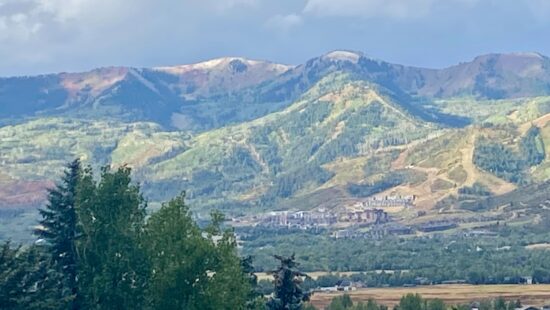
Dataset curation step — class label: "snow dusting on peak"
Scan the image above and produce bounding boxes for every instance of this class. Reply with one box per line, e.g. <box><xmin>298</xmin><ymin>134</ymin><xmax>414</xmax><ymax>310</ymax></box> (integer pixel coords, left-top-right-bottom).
<box><xmin>153</xmin><ymin>57</ymin><xmax>291</xmax><ymax>75</ymax></box>
<box><xmin>322</xmin><ymin>50</ymin><xmax>363</xmax><ymax>63</ymax></box>
<box><xmin>508</xmin><ymin>52</ymin><xmax>545</xmax><ymax>59</ymax></box>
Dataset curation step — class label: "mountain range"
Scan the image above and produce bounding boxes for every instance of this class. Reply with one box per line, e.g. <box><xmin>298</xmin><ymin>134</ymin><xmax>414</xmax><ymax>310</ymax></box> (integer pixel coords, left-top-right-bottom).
<box><xmin>3</xmin><ymin>50</ymin><xmax>550</xmax><ymax>239</ymax></box>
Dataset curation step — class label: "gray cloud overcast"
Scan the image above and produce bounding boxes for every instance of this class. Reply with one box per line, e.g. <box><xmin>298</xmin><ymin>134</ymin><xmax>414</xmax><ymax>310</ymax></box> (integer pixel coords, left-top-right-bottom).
<box><xmin>0</xmin><ymin>0</ymin><xmax>549</xmax><ymax>76</ymax></box>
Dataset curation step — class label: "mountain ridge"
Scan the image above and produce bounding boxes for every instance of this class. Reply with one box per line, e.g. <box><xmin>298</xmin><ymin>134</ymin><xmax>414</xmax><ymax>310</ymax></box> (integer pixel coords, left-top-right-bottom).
<box><xmin>3</xmin><ymin>50</ymin><xmax>550</xmax><ymax>241</ymax></box>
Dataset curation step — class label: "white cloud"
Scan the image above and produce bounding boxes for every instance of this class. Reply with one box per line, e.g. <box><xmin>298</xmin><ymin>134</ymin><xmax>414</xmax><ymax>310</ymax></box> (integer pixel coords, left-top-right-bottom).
<box><xmin>0</xmin><ymin>3</ymin><xmax>43</xmax><ymax>43</ymax></box>
<box><xmin>0</xmin><ymin>0</ymin><xmax>116</xmax><ymax>42</ymax></box>
<box><xmin>0</xmin><ymin>0</ymin><xmax>267</xmax><ymax>76</ymax></box>
<box><xmin>265</xmin><ymin>13</ymin><xmax>303</xmax><ymax>32</ymax></box>
<box><xmin>303</xmin><ymin>0</ymin><xmax>479</xmax><ymax>19</ymax></box>
<box><xmin>0</xmin><ymin>0</ymin><xmax>139</xmax><ymax>71</ymax></box>
<box><xmin>37</xmin><ymin>0</ymin><xmax>90</xmax><ymax>22</ymax></box>
<box><xmin>1</xmin><ymin>0</ymin><xmax>550</xmax><ymax>76</ymax></box>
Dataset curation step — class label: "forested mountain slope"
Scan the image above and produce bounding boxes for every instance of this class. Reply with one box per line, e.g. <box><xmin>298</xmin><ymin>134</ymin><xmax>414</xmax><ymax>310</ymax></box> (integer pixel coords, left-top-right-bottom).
<box><xmin>3</xmin><ymin>50</ymin><xmax>550</xmax><ymax>240</ymax></box>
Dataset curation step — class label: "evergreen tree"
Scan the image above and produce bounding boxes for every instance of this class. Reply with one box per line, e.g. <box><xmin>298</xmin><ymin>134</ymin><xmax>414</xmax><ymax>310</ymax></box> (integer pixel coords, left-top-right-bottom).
<box><xmin>302</xmin><ymin>304</ymin><xmax>317</xmax><ymax>310</ymax></box>
<box><xmin>479</xmin><ymin>300</ymin><xmax>492</xmax><ymax>310</ymax></box>
<box><xmin>398</xmin><ymin>294</ymin><xmax>423</xmax><ymax>310</ymax></box>
<box><xmin>427</xmin><ymin>299</ymin><xmax>445</xmax><ymax>310</ymax></box>
<box><xmin>0</xmin><ymin>242</ymin><xmax>65</xmax><ymax>310</ymax></box>
<box><xmin>493</xmin><ymin>297</ymin><xmax>507</xmax><ymax>310</ymax></box>
<box><xmin>267</xmin><ymin>254</ymin><xmax>311</xmax><ymax>310</ymax></box>
<box><xmin>327</xmin><ymin>294</ymin><xmax>354</xmax><ymax>310</ymax></box>
<box><xmin>365</xmin><ymin>299</ymin><xmax>381</xmax><ymax>310</ymax></box>
<box><xmin>34</xmin><ymin>159</ymin><xmax>81</xmax><ymax>308</ymax></box>
<box><xmin>76</xmin><ymin>166</ymin><xmax>149</xmax><ymax>310</ymax></box>
<box><xmin>353</xmin><ymin>302</ymin><xmax>369</xmax><ymax>310</ymax></box>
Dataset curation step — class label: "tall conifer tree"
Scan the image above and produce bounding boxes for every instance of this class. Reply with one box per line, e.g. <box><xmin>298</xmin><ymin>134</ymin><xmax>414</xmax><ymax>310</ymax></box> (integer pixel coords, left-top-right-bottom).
<box><xmin>35</xmin><ymin>159</ymin><xmax>81</xmax><ymax>308</ymax></box>
<box><xmin>267</xmin><ymin>254</ymin><xmax>311</xmax><ymax>310</ymax></box>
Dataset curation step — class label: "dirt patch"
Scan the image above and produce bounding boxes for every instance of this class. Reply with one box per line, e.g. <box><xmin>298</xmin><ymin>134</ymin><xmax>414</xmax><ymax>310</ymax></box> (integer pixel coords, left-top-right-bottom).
<box><xmin>526</xmin><ymin>243</ymin><xmax>550</xmax><ymax>250</ymax></box>
<box><xmin>431</xmin><ymin>178</ymin><xmax>455</xmax><ymax>192</ymax></box>
<box><xmin>448</xmin><ymin>165</ymin><xmax>468</xmax><ymax>183</ymax></box>
<box><xmin>520</xmin><ymin>113</ymin><xmax>550</xmax><ymax>133</ymax></box>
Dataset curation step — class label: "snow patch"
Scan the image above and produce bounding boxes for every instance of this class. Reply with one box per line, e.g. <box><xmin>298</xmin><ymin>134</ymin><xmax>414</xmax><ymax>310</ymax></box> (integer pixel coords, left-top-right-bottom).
<box><xmin>323</xmin><ymin>50</ymin><xmax>362</xmax><ymax>63</ymax></box>
<box><xmin>153</xmin><ymin>57</ymin><xmax>291</xmax><ymax>75</ymax></box>
<box><xmin>128</xmin><ymin>68</ymin><xmax>159</xmax><ymax>94</ymax></box>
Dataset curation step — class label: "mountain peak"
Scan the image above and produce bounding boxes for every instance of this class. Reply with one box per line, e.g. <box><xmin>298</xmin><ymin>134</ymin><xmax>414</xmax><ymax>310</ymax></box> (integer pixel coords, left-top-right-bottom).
<box><xmin>153</xmin><ymin>57</ymin><xmax>292</xmax><ymax>75</ymax></box>
<box><xmin>472</xmin><ymin>52</ymin><xmax>545</xmax><ymax>62</ymax></box>
<box><xmin>507</xmin><ymin>51</ymin><xmax>545</xmax><ymax>59</ymax></box>
<box><xmin>321</xmin><ymin>50</ymin><xmax>364</xmax><ymax>63</ymax></box>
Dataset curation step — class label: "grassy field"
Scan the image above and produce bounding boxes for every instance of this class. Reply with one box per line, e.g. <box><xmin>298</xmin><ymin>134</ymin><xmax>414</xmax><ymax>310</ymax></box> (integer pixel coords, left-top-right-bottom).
<box><xmin>310</xmin><ymin>284</ymin><xmax>550</xmax><ymax>308</ymax></box>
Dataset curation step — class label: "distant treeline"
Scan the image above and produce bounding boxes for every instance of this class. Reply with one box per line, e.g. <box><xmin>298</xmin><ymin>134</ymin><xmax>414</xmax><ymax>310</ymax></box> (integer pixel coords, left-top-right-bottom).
<box><xmin>307</xmin><ymin>293</ymin><xmax>525</xmax><ymax>310</ymax></box>
<box><xmin>241</xmin><ymin>218</ymin><xmax>550</xmax><ymax>287</ymax></box>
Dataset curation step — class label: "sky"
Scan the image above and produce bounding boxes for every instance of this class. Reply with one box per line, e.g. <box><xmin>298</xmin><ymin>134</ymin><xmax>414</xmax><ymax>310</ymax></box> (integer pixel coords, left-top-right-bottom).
<box><xmin>1</xmin><ymin>0</ymin><xmax>550</xmax><ymax>76</ymax></box>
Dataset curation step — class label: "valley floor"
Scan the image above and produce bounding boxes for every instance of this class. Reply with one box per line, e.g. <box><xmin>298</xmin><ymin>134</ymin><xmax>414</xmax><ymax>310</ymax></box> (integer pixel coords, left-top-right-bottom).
<box><xmin>310</xmin><ymin>284</ymin><xmax>550</xmax><ymax>308</ymax></box>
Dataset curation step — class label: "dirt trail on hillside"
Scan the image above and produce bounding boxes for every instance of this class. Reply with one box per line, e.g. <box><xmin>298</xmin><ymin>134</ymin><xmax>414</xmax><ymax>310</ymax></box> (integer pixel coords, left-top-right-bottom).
<box><xmin>519</xmin><ymin>112</ymin><xmax>550</xmax><ymax>133</ymax></box>
<box><xmin>460</xmin><ymin>132</ymin><xmax>478</xmax><ymax>186</ymax></box>
<box><xmin>458</xmin><ymin>131</ymin><xmax>515</xmax><ymax>195</ymax></box>
<box><xmin>383</xmin><ymin>132</ymin><xmax>460</xmax><ymax>209</ymax></box>
<box><xmin>383</xmin><ymin>130</ymin><xmax>515</xmax><ymax>209</ymax></box>
<box><xmin>390</xmin><ymin>133</ymin><xmax>446</xmax><ymax>170</ymax></box>
<box><xmin>242</xmin><ymin>142</ymin><xmax>270</xmax><ymax>174</ymax></box>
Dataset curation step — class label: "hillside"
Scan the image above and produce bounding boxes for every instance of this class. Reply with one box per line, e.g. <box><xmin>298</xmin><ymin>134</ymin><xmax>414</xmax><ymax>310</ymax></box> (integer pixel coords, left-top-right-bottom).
<box><xmin>3</xmin><ymin>50</ymin><xmax>550</xmax><ymax>240</ymax></box>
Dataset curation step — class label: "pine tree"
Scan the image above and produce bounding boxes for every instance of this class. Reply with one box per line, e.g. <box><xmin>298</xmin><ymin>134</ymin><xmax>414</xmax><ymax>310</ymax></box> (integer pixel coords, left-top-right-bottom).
<box><xmin>267</xmin><ymin>254</ymin><xmax>311</xmax><ymax>310</ymax></box>
<box><xmin>327</xmin><ymin>294</ymin><xmax>354</xmax><ymax>310</ymax></box>
<box><xmin>0</xmin><ymin>242</ymin><xmax>66</xmax><ymax>310</ymax></box>
<box><xmin>302</xmin><ymin>304</ymin><xmax>317</xmax><ymax>310</ymax></box>
<box><xmin>427</xmin><ymin>299</ymin><xmax>446</xmax><ymax>310</ymax></box>
<box><xmin>398</xmin><ymin>294</ymin><xmax>423</xmax><ymax>310</ymax></box>
<box><xmin>365</xmin><ymin>299</ymin><xmax>381</xmax><ymax>310</ymax></box>
<box><xmin>493</xmin><ymin>297</ymin><xmax>507</xmax><ymax>310</ymax></box>
<box><xmin>0</xmin><ymin>242</ymin><xmax>30</xmax><ymax>309</ymax></box>
<box><xmin>35</xmin><ymin>159</ymin><xmax>81</xmax><ymax>308</ymax></box>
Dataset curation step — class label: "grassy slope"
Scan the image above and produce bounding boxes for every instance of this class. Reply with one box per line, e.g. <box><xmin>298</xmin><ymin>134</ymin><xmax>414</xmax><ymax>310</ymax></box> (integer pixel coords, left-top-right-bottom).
<box><xmin>142</xmin><ymin>74</ymin><xmax>437</xmax><ymax>211</ymax></box>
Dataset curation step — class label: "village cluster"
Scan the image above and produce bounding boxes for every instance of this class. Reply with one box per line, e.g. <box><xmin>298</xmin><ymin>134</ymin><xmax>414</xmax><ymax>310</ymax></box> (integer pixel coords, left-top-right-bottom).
<box><xmin>234</xmin><ymin>194</ymin><xmax>501</xmax><ymax>239</ymax></box>
<box><xmin>258</xmin><ymin>195</ymin><xmax>416</xmax><ymax>229</ymax></box>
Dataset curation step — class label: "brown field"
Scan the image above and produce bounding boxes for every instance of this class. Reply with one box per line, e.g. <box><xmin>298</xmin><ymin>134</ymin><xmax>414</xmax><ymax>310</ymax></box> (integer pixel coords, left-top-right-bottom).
<box><xmin>310</xmin><ymin>284</ymin><xmax>550</xmax><ymax>309</ymax></box>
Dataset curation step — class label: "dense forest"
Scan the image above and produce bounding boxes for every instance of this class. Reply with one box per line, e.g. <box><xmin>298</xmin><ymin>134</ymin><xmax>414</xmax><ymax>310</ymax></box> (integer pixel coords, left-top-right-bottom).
<box><xmin>473</xmin><ymin>127</ymin><xmax>546</xmax><ymax>184</ymax></box>
<box><xmin>0</xmin><ymin>161</ymin><xmax>310</xmax><ymax>310</ymax></box>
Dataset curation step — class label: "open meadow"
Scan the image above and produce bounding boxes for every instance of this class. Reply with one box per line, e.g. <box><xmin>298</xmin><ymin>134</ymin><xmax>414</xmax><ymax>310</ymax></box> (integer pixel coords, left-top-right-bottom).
<box><xmin>310</xmin><ymin>284</ymin><xmax>550</xmax><ymax>308</ymax></box>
